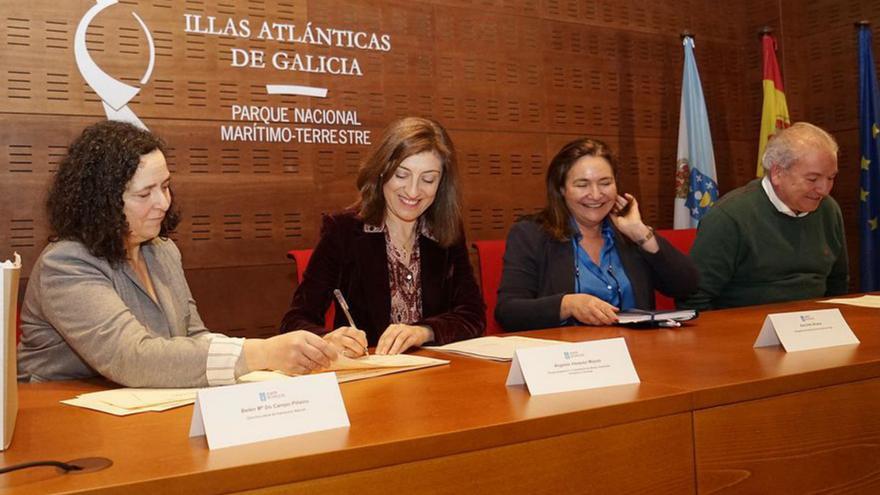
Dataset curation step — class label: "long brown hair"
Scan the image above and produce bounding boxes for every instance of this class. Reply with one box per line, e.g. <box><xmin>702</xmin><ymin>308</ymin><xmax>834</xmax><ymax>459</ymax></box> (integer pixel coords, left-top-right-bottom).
<box><xmin>535</xmin><ymin>137</ymin><xmax>617</xmax><ymax>241</ymax></box>
<box><xmin>354</xmin><ymin>117</ymin><xmax>462</xmax><ymax>247</ymax></box>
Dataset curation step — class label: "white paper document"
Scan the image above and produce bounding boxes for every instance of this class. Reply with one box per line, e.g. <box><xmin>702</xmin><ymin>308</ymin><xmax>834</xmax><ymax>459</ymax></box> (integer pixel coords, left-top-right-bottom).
<box><xmin>754</xmin><ymin>308</ymin><xmax>860</xmax><ymax>352</ymax></box>
<box><xmin>505</xmin><ymin>338</ymin><xmax>640</xmax><ymax>396</ymax></box>
<box><xmin>427</xmin><ymin>336</ymin><xmax>564</xmax><ymax>361</ymax></box>
<box><xmin>819</xmin><ymin>294</ymin><xmax>880</xmax><ymax>308</ymax></box>
<box><xmin>189</xmin><ymin>372</ymin><xmax>349</xmax><ymax>450</ymax></box>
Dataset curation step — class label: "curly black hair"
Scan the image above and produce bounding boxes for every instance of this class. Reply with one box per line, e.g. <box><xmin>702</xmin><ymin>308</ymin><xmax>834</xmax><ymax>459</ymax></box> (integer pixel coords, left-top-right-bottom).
<box><xmin>47</xmin><ymin>120</ymin><xmax>180</xmax><ymax>265</ymax></box>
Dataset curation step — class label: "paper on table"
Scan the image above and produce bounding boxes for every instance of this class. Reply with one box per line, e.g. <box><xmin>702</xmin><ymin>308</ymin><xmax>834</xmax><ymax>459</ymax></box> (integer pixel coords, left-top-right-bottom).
<box><xmin>239</xmin><ymin>353</ymin><xmax>449</xmax><ymax>383</ymax></box>
<box><xmin>819</xmin><ymin>295</ymin><xmax>880</xmax><ymax>308</ymax></box>
<box><xmin>426</xmin><ymin>336</ymin><xmax>564</xmax><ymax>362</ymax></box>
<box><xmin>62</xmin><ymin>354</ymin><xmax>449</xmax><ymax>416</ymax></box>
<box><xmin>61</xmin><ymin>397</ymin><xmax>194</xmax><ymax>416</ymax></box>
<box><xmin>79</xmin><ymin>387</ymin><xmax>199</xmax><ymax>409</ymax></box>
<box><xmin>330</xmin><ymin>353</ymin><xmax>447</xmax><ymax>370</ymax></box>
<box><xmin>62</xmin><ymin>387</ymin><xmax>199</xmax><ymax>416</ymax></box>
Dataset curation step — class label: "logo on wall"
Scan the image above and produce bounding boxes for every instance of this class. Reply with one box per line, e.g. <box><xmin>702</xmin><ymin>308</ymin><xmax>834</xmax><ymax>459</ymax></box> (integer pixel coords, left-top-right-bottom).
<box><xmin>74</xmin><ymin>0</ymin><xmax>155</xmax><ymax>130</ymax></box>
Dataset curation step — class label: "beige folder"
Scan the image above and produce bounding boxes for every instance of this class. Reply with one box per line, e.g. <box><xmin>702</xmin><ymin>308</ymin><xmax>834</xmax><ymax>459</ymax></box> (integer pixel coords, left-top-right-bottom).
<box><xmin>0</xmin><ymin>253</ymin><xmax>21</xmax><ymax>450</ymax></box>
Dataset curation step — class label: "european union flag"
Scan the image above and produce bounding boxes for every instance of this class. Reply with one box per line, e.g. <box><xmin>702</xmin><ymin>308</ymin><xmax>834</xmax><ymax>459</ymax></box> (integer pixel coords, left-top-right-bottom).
<box><xmin>858</xmin><ymin>25</ymin><xmax>880</xmax><ymax>291</ymax></box>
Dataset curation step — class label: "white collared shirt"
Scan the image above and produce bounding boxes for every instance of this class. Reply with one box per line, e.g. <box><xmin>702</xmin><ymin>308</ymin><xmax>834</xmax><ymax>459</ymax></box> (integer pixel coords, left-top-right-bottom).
<box><xmin>761</xmin><ymin>176</ymin><xmax>809</xmax><ymax>218</ymax></box>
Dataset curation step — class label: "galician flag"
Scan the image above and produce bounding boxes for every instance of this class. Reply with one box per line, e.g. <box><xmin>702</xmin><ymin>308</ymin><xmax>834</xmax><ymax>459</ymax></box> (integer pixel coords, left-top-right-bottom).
<box><xmin>674</xmin><ymin>36</ymin><xmax>718</xmax><ymax>229</ymax></box>
<box><xmin>858</xmin><ymin>24</ymin><xmax>880</xmax><ymax>291</ymax></box>
<box><xmin>756</xmin><ymin>33</ymin><xmax>791</xmax><ymax>178</ymax></box>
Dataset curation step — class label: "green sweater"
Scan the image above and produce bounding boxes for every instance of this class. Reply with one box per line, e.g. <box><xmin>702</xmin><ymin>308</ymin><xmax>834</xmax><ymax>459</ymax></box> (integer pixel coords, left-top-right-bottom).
<box><xmin>679</xmin><ymin>179</ymin><xmax>849</xmax><ymax>310</ymax></box>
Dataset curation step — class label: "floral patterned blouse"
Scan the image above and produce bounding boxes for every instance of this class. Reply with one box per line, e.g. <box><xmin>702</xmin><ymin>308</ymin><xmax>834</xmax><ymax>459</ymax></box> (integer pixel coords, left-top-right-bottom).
<box><xmin>364</xmin><ymin>220</ymin><xmax>436</xmax><ymax>324</ymax></box>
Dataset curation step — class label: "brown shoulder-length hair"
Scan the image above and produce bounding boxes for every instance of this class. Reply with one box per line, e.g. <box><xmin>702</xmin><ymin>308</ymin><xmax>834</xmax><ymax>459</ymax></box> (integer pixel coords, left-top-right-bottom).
<box><xmin>534</xmin><ymin>137</ymin><xmax>618</xmax><ymax>241</ymax></box>
<box><xmin>47</xmin><ymin>120</ymin><xmax>180</xmax><ymax>265</ymax></box>
<box><xmin>353</xmin><ymin>117</ymin><xmax>462</xmax><ymax>247</ymax></box>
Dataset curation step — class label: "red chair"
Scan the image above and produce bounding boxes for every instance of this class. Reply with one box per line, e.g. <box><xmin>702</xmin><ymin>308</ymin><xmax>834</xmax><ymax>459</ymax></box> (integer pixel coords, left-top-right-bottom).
<box><xmin>653</xmin><ymin>228</ymin><xmax>698</xmax><ymax>310</ymax></box>
<box><xmin>287</xmin><ymin>249</ymin><xmax>335</xmax><ymax>330</ymax></box>
<box><xmin>473</xmin><ymin>240</ymin><xmax>506</xmax><ymax>335</ymax></box>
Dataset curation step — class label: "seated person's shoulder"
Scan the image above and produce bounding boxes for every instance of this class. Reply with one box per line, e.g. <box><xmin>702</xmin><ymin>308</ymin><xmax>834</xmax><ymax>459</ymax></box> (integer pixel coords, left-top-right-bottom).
<box><xmin>321</xmin><ymin>209</ymin><xmax>362</xmax><ymax>232</ymax></box>
<box><xmin>715</xmin><ymin>180</ymin><xmax>762</xmax><ymax>210</ymax></box>
<box><xmin>819</xmin><ymin>194</ymin><xmax>843</xmax><ymax>214</ymax></box>
<box><xmin>699</xmin><ymin>180</ymin><xmax>763</xmax><ymax>226</ymax></box>
<box><xmin>505</xmin><ymin>216</ymin><xmax>556</xmax><ymax>257</ymax></box>
<box><xmin>40</xmin><ymin>240</ymin><xmax>105</xmax><ymax>267</ymax></box>
<box><xmin>149</xmin><ymin>236</ymin><xmax>183</xmax><ymax>262</ymax></box>
<box><xmin>32</xmin><ymin>240</ymin><xmax>114</xmax><ymax>285</ymax></box>
<box><xmin>509</xmin><ymin>215</ymin><xmax>544</xmax><ymax>237</ymax></box>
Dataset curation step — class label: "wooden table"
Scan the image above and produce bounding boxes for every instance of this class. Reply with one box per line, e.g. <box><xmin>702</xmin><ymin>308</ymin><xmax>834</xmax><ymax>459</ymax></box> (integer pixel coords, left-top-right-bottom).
<box><xmin>1</xmin><ymin>297</ymin><xmax>877</xmax><ymax>494</ymax></box>
<box><xmin>531</xmin><ymin>298</ymin><xmax>880</xmax><ymax>493</ymax></box>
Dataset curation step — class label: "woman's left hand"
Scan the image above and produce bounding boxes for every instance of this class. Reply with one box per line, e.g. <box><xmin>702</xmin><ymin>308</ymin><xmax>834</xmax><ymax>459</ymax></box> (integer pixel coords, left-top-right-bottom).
<box><xmin>376</xmin><ymin>324</ymin><xmax>434</xmax><ymax>355</ymax></box>
<box><xmin>610</xmin><ymin>193</ymin><xmax>659</xmax><ymax>253</ymax></box>
<box><xmin>609</xmin><ymin>193</ymin><xmax>643</xmax><ymax>233</ymax></box>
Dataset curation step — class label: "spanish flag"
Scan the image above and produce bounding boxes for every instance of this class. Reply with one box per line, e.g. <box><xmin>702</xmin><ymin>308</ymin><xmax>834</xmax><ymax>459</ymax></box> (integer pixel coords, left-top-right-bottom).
<box><xmin>756</xmin><ymin>33</ymin><xmax>790</xmax><ymax>177</ymax></box>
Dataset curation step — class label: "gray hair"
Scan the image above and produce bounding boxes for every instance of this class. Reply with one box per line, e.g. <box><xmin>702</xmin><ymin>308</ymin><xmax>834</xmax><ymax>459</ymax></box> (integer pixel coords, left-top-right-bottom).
<box><xmin>761</xmin><ymin>122</ymin><xmax>838</xmax><ymax>172</ymax></box>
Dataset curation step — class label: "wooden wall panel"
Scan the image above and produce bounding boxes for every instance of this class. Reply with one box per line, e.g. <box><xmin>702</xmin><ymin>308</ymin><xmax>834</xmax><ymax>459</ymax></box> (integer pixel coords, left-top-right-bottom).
<box><xmin>1</xmin><ymin>0</ymin><xmax>806</xmax><ymax>335</ymax></box>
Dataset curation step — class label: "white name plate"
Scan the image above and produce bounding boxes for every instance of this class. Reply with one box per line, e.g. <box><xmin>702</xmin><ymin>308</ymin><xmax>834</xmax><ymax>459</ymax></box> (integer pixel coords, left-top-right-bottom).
<box><xmin>189</xmin><ymin>372</ymin><xmax>349</xmax><ymax>450</ymax></box>
<box><xmin>505</xmin><ymin>338</ymin><xmax>640</xmax><ymax>396</ymax></box>
<box><xmin>754</xmin><ymin>308</ymin><xmax>860</xmax><ymax>352</ymax></box>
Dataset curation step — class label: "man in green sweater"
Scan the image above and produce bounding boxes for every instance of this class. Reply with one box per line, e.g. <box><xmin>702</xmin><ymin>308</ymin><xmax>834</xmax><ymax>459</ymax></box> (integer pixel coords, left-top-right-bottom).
<box><xmin>679</xmin><ymin>122</ymin><xmax>849</xmax><ymax>310</ymax></box>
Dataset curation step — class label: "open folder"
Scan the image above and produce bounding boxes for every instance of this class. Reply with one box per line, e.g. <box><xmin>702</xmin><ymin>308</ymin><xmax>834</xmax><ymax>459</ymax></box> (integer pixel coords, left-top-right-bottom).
<box><xmin>62</xmin><ymin>353</ymin><xmax>449</xmax><ymax>416</ymax></box>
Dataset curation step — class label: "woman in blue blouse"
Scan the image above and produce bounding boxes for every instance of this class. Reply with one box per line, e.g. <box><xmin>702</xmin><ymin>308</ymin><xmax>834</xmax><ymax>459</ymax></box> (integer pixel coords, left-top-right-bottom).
<box><xmin>495</xmin><ymin>138</ymin><xmax>698</xmax><ymax>331</ymax></box>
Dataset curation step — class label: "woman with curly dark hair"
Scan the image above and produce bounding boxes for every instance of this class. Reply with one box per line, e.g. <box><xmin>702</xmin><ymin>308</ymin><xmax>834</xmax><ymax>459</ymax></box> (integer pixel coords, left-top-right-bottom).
<box><xmin>280</xmin><ymin>117</ymin><xmax>484</xmax><ymax>355</ymax></box>
<box><xmin>18</xmin><ymin>120</ymin><xmax>339</xmax><ymax>387</ymax></box>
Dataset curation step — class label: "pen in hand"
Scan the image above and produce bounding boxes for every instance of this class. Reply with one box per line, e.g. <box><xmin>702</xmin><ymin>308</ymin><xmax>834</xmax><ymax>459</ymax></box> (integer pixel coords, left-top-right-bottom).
<box><xmin>333</xmin><ymin>289</ymin><xmax>369</xmax><ymax>357</ymax></box>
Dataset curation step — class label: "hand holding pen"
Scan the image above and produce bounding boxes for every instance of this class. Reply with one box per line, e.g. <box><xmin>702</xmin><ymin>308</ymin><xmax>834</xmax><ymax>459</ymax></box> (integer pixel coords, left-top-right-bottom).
<box><xmin>321</xmin><ymin>289</ymin><xmax>369</xmax><ymax>358</ymax></box>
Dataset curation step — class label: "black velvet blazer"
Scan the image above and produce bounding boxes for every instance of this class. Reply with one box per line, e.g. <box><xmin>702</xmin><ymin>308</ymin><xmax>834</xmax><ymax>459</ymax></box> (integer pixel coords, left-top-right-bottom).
<box><xmin>280</xmin><ymin>211</ymin><xmax>485</xmax><ymax>346</ymax></box>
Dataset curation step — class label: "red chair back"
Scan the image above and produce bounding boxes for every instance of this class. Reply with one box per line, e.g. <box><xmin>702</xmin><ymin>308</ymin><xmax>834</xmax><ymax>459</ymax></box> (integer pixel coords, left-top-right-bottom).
<box><xmin>653</xmin><ymin>228</ymin><xmax>698</xmax><ymax>310</ymax></box>
<box><xmin>287</xmin><ymin>249</ymin><xmax>335</xmax><ymax>330</ymax></box>
<box><xmin>473</xmin><ymin>240</ymin><xmax>506</xmax><ymax>335</ymax></box>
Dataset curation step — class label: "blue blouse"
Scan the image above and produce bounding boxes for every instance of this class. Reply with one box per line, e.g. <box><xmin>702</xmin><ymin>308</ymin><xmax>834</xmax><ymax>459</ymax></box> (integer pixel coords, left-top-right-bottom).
<box><xmin>571</xmin><ymin>219</ymin><xmax>636</xmax><ymax>311</ymax></box>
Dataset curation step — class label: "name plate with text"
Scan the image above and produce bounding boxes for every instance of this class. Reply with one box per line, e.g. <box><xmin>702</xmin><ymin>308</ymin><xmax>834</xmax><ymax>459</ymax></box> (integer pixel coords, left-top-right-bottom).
<box><xmin>189</xmin><ymin>372</ymin><xmax>349</xmax><ymax>450</ymax></box>
<box><xmin>754</xmin><ymin>308</ymin><xmax>859</xmax><ymax>352</ymax></box>
<box><xmin>505</xmin><ymin>338</ymin><xmax>640</xmax><ymax>396</ymax></box>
